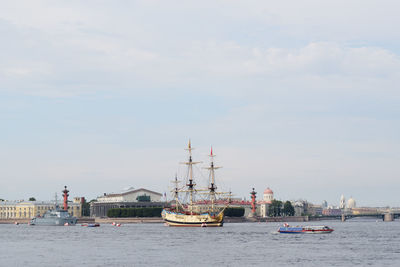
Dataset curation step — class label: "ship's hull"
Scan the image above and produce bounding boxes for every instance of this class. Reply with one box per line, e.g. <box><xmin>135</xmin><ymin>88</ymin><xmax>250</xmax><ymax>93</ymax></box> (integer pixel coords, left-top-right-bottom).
<box><xmin>162</xmin><ymin>209</ymin><xmax>224</xmax><ymax>227</ymax></box>
<box><xmin>30</xmin><ymin>217</ymin><xmax>77</xmax><ymax>226</ymax></box>
<box><xmin>278</xmin><ymin>226</ymin><xmax>334</xmax><ymax>234</ymax></box>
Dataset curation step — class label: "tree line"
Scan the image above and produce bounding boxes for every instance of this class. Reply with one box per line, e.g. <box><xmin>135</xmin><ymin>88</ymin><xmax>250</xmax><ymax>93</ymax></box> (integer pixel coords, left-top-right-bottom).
<box><xmin>224</xmin><ymin>207</ymin><xmax>245</xmax><ymax>217</ymax></box>
<box><xmin>105</xmin><ymin>204</ymin><xmax>294</xmax><ymax>218</ymax></box>
<box><xmin>268</xmin><ymin>200</ymin><xmax>295</xmax><ymax>217</ymax></box>
<box><xmin>107</xmin><ymin>207</ymin><xmax>163</xmax><ymax>218</ymax></box>
<box><xmin>106</xmin><ymin>207</ymin><xmax>246</xmax><ymax>218</ymax></box>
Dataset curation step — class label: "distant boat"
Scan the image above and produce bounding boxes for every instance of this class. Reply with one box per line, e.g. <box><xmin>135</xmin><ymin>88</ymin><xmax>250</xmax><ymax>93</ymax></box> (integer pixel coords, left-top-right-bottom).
<box><xmin>278</xmin><ymin>224</ymin><xmax>334</xmax><ymax>234</ymax></box>
<box><xmin>81</xmin><ymin>223</ymin><xmax>100</xmax><ymax>227</ymax></box>
<box><xmin>30</xmin><ymin>209</ymin><xmax>77</xmax><ymax>226</ymax></box>
<box><xmin>30</xmin><ymin>186</ymin><xmax>77</xmax><ymax>226</ymax></box>
<box><xmin>162</xmin><ymin>141</ymin><xmax>230</xmax><ymax>227</ymax></box>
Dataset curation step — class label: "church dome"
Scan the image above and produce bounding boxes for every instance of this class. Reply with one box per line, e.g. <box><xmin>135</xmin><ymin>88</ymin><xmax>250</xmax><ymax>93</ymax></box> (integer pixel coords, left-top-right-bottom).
<box><xmin>264</xmin><ymin>187</ymin><xmax>273</xmax><ymax>194</ymax></box>
<box><xmin>347</xmin><ymin>197</ymin><xmax>356</xmax><ymax>209</ymax></box>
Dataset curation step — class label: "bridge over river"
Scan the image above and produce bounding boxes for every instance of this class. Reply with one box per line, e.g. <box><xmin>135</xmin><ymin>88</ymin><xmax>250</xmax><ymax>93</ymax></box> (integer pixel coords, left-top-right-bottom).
<box><xmin>313</xmin><ymin>210</ymin><xmax>400</xmax><ymax>222</ymax></box>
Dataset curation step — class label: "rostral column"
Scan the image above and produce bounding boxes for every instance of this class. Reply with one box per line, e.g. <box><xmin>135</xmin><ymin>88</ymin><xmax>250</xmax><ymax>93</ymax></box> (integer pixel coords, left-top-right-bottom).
<box><xmin>62</xmin><ymin>186</ymin><xmax>69</xmax><ymax>211</ymax></box>
<box><xmin>250</xmin><ymin>188</ymin><xmax>257</xmax><ymax>217</ymax></box>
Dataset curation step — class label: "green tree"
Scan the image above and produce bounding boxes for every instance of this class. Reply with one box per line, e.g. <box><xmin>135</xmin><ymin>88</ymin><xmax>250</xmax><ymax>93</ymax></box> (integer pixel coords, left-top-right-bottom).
<box><xmin>268</xmin><ymin>200</ymin><xmax>283</xmax><ymax>217</ymax></box>
<box><xmin>283</xmin><ymin>201</ymin><xmax>295</xmax><ymax>216</ymax></box>
<box><xmin>107</xmin><ymin>207</ymin><xmax>163</xmax><ymax>218</ymax></box>
<box><xmin>143</xmin><ymin>207</ymin><xmax>153</xmax><ymax>217</ymax></box>
<box><xmin>135</xmin><ymin>208</ymin><xmax>144</xmax><ymax>217</ymax></box>
<box><xmin>107</xmin><ymin>208</ymin><xmax>119</xmax><ymax>217</ymax></box>
<box><xmin>29</xmin><ymin>197</ymin><xmax>36</xmax><ymax>201</ymax></box>
<box><xmin>225</xmin><ymin>207</ymin><xmax>245</xmax><ymax>217</ymax></box>
<box><xmin>152</xmin><ymin>207</ymin><xmax>163</xmax><ymax>217</ymax></box>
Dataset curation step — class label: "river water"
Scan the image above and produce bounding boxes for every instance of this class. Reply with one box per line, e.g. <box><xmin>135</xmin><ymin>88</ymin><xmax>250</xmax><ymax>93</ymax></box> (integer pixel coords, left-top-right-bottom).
<box><xmin>1</xmin><ymin>219</ymin><xmax>400</xmax><ymax>266</ymax></box>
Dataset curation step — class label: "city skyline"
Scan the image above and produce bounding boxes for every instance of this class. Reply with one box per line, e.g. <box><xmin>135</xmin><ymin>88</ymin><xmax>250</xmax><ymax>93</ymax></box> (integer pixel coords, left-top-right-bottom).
<box><xmin>1</xmin><ymin>1</ymin><xmax>399</xmax><ymax>207</ymax></box>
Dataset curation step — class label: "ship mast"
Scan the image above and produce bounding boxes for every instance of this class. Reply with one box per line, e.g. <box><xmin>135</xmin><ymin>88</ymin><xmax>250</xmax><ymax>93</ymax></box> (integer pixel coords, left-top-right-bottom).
<box><xmin>172</xmin><ymin>174</ymin><xmax>180</xmax><ymax>212</ymax></box>
<box><xmin>205</xmin><ymin>147</ymin><xmax>221</xmax><ymax>213</ymax></box>
<box><xmin>54</xmin><ymin>192</ymin><xmax>58</xmax><ymax>209</ymax></box>
<box><xmin>182</xmin><ymin>140</ymin><xmax>201</xmax><ymax>215</ymax></box>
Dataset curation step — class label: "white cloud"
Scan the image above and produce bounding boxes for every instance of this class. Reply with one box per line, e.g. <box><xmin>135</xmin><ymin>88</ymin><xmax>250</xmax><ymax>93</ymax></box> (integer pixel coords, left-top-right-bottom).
<box><xmin>241</xmin><ymin>42</ymin><xmax>400</xmax><ymax>77</ymax></box>
<box><xmin>1</xmin><ymin>1</ymin><xmax>399</xmax><ymax>98</ymax></box>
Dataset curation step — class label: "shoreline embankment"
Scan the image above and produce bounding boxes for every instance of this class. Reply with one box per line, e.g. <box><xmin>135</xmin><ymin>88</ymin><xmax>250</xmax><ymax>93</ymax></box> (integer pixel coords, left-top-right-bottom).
<box><xmin>0</xmin><ymin>215</ymin><xmax>340</xmax><ymax>224</ymax></box>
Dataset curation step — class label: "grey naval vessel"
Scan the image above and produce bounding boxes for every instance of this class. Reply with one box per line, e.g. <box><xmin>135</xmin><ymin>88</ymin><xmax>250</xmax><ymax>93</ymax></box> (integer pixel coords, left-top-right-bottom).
<box><xmin>30</xmin><ymin>208</ymin><xmax>77</xmax><ymax>226</ymax></box>
<box><xmin>30</xmin><ymin>186</ymin><xmax>77</xmax><ymax>226</ymax></box>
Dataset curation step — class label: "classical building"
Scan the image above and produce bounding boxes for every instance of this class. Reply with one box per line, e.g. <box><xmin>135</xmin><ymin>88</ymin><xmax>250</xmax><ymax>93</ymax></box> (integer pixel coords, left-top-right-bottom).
<box><xmin>351</xmin><ymin>207</ymin><xmax>378</xmax><ymax>215</ymax></box>
<box><xmin>322</xmin><ymin>208</ymin><xmax>342</xmax><ymax>216</ymax></box>
<box><xmin>307</xmin><ymin>204</ymin><xmax>323</xmax><ymax>216</ymax></box>
<box><xmin>90</xmin><ymin>188</ymin><xmax>164</xmax><ymax>217</ymax></box>
<box><xmin>258</xmin><ymin>187</ymin><xmax>274</xmax><ymax>217</ymax></box>
<box><xmin>347</xmin><ymin>197</ymin><xmax>356</xmax><ymax>209</ymax></box>
<box><xmin>293</xmin><ymin>201</ymin><xmax>305</xmax><ymax>216</ymax></box>
<box><xmin>321</xmin><ymin>200</ymin><xmax>328</xmax><ymax>209</ymax></box>
<box><xmin>0</xmin><ymin>199</ymin><xmax>83</xmax><ymax>219</ymax></box>
<box><xmin>96</xmin><ymin>188</ymin><xmax>162</xmax><ymax>203</ymax></box>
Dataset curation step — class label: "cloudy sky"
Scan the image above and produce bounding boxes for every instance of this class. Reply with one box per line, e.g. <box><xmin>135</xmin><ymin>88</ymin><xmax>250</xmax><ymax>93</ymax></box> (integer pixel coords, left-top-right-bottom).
<box><xmin>1</xmin><ymin>1</ymin><xmax>399</xmax><ymax>207</ymax></box>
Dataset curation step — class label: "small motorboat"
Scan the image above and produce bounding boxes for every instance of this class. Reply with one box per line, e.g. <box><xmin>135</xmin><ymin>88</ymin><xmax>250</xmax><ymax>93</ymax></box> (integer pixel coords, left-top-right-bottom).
<box><xmin>278</xmin><ymin>224</ymin><xmax>334</xmax><ymax>234</ymax></box>
<box><xmin>81</xmin><ymin>223</ymin><xmax>100</xmax><ymax>227</ymax></box>
<box><xmin>302</xmin><ymin>225</ymin><xmax>334</xmax><ymax>233</ymax></box>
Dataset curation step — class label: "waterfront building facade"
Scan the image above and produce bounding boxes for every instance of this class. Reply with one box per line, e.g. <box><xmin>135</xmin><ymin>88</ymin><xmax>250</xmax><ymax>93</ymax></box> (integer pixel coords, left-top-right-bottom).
<box><xmin>91</xmin><ymin>188</ymin><xmax>164</xmax><ymax>217</ymax></box>
<box><xmin>96</xmin><ymin>188</ymin><xmax>162</xmax><ymax>203</ymax></box>
<box><xmin>0</xmin><ymin>199</ymin><xmax>82</xmax><ymax>219</ymax></box>
<box><xmin>258</xmin><ymin>187</ymin><xmax>274</xmax><ymax>217</ymax></box>
<box><xmin>347</xmin><ymin>197</ymin><xmax>356</xmax><ymax>209</ymax></box>
<box><xmin>340</xmin><ymin>195</ymin><xmax>346</xmax><ymax>209</ymax></box>
<box><xmin>293</xmin><ymin>200</ymin><xmax>307</xmax><ymax>216</ymax></box>
<box><xmin>351</xmin><ymin>207</ymin><xmax>379</xmax><ymax>215</ymax></box>
<box><xmin>322</xmin><ymin>208</ymin><xmax>342</xmax><ymax>216</ymax></box>
<box><xmin>321</xmin><ymin>200</ymin><xmax>328</xmax><ymax>209</ymax></box>
<box><xmin>308</xmin><ymin>204</ymin><xmax>323</xmax><ymax>216</ymax></box>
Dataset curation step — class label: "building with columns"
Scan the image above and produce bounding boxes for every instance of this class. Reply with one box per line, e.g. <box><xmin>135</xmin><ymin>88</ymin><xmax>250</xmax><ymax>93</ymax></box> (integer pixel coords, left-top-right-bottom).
<box><xmin>0</xmin><ymin>199</ymin><xmax>83</xmax><ymax>219</ymax></box>
<box><xmin>90</xmin><ymin>188</ymin><xmax>164</xmax><ymax>217</ymax></box>
<box><xmin>258</xmin><ymin>187</ymin><xmax>274</xmax><ymax>217</ymax></box>
<box><xmin>96</xmin><ymin>188</ymin><xmax>162</xmax><ymax>203</ymax></box>
<box><xmin>347</xmin><ymin>197</ymin><xmax>356</xmax><ymax>209</ymax></box>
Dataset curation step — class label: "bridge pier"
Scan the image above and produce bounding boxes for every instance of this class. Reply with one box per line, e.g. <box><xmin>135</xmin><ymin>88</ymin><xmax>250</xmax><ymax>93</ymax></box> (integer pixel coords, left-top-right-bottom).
<box><xmin>384</xmin><ymin>213</ymin><xmax>394</xmax><ymax>222</ymax></box>
<box><xmin>341</xmin><ymin>214</ymin><xmax>346</xmax><ymax>222</ymax></box>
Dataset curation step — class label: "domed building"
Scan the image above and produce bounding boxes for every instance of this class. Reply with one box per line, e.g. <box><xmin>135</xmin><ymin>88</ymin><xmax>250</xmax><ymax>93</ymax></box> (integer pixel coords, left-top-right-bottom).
<box><xmin>259</xmin><ymin>187</ymin><xmax>274</xmax><ymax>217</ymax></box>
<box><xmin>263</xmin><ymin>187</ymin><xmax>274</xmax><ymax>202</ymax></box>
<box><xmin>347</xmin><ymin>197</ymin><xmax>356</xmax><ymax>209</ymax></box>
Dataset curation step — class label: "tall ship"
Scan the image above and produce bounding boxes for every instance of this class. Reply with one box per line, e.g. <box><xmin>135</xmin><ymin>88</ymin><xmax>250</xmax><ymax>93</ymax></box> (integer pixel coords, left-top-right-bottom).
<box><xmin>162</xmin><ymin>141</ymin><xmax>229</xmax><ymax>227</ymax></box>
<box><xmin>30</xmin><ymin>186</ymin><xmax>77</xmax><ymax>226</ymax></box>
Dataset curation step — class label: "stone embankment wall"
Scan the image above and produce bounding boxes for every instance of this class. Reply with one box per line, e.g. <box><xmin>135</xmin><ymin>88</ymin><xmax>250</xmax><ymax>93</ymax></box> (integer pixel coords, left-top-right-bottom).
<box><xmin>95</xmin><ymin>217</ymin><xmax>164</xmax><ymax>224</ymax></box>
<box><xmin>252</xmin><ymin>216</ymin><xmax>309</xmax><ymax>222</ymax></box>
<box><xmin>77</xmin><ymin>217</ymin><xmax>95</xmax><ymax>223</ymax></box>
<box><xmin>267</xmin><ymin>216</ymin><xmax>309</xmax><ymax>222</ymax></box>
<box><xmin>1</xmin><ymin>216</ymin><xmax>310</xmax><ymax>224</ymax></box>
<box><xmin>224</xmin><ymin>217</ymin><xmax>248</xmax><ymax>223</ymax></box>
<box><xmin>0</xmin><ymin>219</ymin><xmax>30</xmax><ymax>224</ymax></box>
